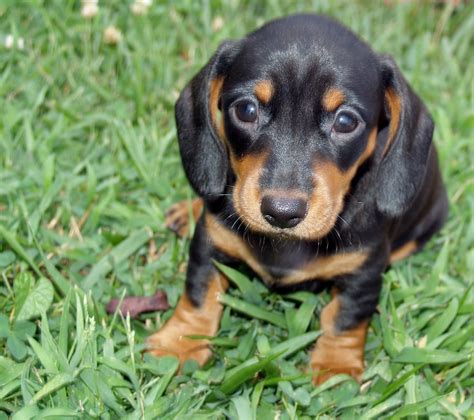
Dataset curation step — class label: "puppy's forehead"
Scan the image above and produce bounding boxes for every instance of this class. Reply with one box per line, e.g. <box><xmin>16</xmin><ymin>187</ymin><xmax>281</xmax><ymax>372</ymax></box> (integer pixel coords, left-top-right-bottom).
<box><xmin>227</xmin><ymin>15</ymin><xmax>380</xmax><ymax>99</ymax></box>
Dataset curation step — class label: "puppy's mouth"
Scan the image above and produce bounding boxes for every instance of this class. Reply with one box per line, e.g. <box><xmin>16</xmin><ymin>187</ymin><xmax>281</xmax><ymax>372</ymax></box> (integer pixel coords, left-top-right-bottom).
<box><xmin>233</xmin><ymin>190</ymin><xmax>341</xmax><ymax>241</ymax></box>
<box><xmin>230</xmin><ymin>154</ymin><xmax>345</xmax><ymax>241</ymax></box>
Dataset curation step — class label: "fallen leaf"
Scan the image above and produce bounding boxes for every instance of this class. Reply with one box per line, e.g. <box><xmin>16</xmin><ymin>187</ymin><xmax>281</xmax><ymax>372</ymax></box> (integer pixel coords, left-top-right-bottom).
<box><xmin>106</xmin><ymin>290</ymin><xmax>169</xmax><ymax>318</ymax></box>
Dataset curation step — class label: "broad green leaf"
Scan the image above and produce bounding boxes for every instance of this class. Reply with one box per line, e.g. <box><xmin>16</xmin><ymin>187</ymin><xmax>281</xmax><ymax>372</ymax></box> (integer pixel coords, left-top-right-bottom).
<box><xmin>0</xmin><ymin>314</ymin><xmax>10</xmax><ymax>338</ymax></box>
<box><xmin>16</xmin><ymin>277</ymin><xmax>53</xmax><ymax>321</ymax></box>
<box><xmin>0</xmin><ymin>357</ymin><xmax>24</xmax><ymax>387</ymax></box>
<box><xmin>13</xmin><ymin>271</ymin><xmax>34</xmax><ymax>317</ymax></box>
<box><xmin>7</xmin><ymin>335</ymin><xmax>28</xmax><ymax>360</ymax></box>
<box><xmin>12</xmin><ymin>321</ymin><xmax>36</xmax><ymax>340</ymax></box>
<box><xmin>0</xmin><ymin>250</ymin><xmax>15</xmax><ymax>267</ymax></box>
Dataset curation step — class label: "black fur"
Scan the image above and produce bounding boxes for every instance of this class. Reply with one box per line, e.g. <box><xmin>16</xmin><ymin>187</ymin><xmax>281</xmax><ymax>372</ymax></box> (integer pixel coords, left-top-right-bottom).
<box><xmin>175</xmin><ymin>14</ymin><xmax>448</xmax><ymax>342</ymax></box>
<box><xmin>376</xmin><ymin>55</ymin><xmax>436</xmax><ymax>218</ymax></box>
<box><xmin>175</xmin><ymin>41</ymin><xmax>240</xmax><ymax>198</ymax></box>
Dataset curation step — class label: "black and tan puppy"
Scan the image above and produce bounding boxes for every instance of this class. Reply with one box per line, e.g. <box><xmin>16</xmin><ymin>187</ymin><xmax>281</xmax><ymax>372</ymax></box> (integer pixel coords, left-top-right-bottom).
<box><xmin>148</xmin><ymin>14</ymin><xmax>448</xmax><ymax>384</ymax></box>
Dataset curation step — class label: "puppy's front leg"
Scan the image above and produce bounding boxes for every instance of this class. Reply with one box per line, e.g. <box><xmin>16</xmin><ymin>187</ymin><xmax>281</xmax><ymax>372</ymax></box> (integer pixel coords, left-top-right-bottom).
<box><xmin>311</xmin><ymin>271</ymin><xmax>382</xmax><ymax>384</ymax></box>
<box><xmin>147</xmin><ymin>216</ymin><xmax>228</xmax><ymax>366</ymax></box>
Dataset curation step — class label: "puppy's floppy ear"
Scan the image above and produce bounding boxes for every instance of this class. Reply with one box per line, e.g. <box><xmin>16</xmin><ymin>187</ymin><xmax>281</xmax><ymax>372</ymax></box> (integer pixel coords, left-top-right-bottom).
<box><xmin>375</xmin><ymin>55</ymin><xmax>434</xmax><ymax>217</ymax></box>
<box><xmin>175</xmin><ymin>41</ymin><xmax>239</xmax><ymax>199</ymax></box>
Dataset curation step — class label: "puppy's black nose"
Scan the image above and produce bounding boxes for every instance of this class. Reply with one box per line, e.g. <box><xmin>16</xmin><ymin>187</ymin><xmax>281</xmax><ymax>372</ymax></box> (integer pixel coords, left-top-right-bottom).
<box><xmin>261</xmin><ymin>196</ymin><xmax>307</xmax><ymax>229</ymax></box>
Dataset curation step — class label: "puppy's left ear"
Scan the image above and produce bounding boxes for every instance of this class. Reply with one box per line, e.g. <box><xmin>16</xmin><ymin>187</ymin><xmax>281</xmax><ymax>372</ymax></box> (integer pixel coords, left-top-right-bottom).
<box><xmin>175</xmin><ymin>41</ymin><xmax>240</xmax><ymax>199</ymax></box>
<box><xmin>376</xmin><ymin>55</ymin><xmax>434</xmax><ymax>218</ymax></box>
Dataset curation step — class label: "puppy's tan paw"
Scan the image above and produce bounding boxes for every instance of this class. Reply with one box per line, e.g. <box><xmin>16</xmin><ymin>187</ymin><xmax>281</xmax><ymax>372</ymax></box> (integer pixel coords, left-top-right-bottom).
<box><xmin>310</xmin><ymin>328</ymin><xmax>366</xmax><ymax>385</ymax></box>
<box><xmin>311</xmin><ymin>355</ymin><xmax>364</xmax><ymax>385</ymax></box>
<box><xmin>147</xmin><ymin>328</ymin><xmax>212</xmax><ymax>366</ymax></box>
<box><xmin>146</xmin><ymin>274</ymin><xmax>228</xmax><ymax>367</ymax></box>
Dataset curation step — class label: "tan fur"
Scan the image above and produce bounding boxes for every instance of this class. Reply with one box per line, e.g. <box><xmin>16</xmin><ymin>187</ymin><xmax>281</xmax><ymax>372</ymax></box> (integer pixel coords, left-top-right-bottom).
<box><xmin>228</xmin><ymin>129</ymin><xmax>377</xmax><ymax>241</ymax></box>
<box><xmin>146</xmin><ymin>273</ymin><xmax>228</xmax><ymax>366</ymax></box>
<box><xmin>280</xmin><ymin>251</ymin><xmax>368</xmax><ymax>285</ymax></box>
<box><xmin>207</xmin><ymin>213</ymin><xmax>368</xmax><ymax>286</ymax></box>
<box><xmin>382</xmin><ymin>88</ymin><xmax>401</xmax><ymax>157</ymax></box>
<box><xmin>390</xmin><ymin>240</ymin><xmax>417</xmax><ymax>263</ymax></box>
<box><xmin>206</xmin><ymin>212</ymin><xmax>272</xmax><ymax>283</ymax></box>
<box><xmin>311</xmin><ymin>294</ymin><xmax>368</xmax><ymax>384</ymax></box>
<box><xmin>209</xmin><ymin>77</ymin><xmax>226</xmax><ymax>140</ymax></box>
<box><xmin>322</xmin><ymin>88</ymin><xmax>345</xmax><ymax>112</ymax></box>
<box><xmin>254</xmin><ymin>80</ymin><xmax>274</xmax><ymax>104</ymax></box>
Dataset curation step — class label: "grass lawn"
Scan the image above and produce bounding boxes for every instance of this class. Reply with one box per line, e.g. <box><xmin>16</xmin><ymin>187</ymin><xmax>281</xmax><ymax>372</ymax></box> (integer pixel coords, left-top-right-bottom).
<box><xmin>0</xmin><ymin>0</ymin><xmax>473</xmax><ymax>418</ymax></box>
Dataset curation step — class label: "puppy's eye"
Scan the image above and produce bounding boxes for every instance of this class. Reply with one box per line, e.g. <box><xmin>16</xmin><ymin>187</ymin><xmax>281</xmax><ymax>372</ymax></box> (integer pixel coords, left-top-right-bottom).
<box><xmin>333</xmin><ymin>112</ymin><xmax>358</xmax><ymax>133</ymax></box>
<box><xmin>235</xmin><ymin>100</ymin><xmax>258</xmax><ymax>123</ymax></box>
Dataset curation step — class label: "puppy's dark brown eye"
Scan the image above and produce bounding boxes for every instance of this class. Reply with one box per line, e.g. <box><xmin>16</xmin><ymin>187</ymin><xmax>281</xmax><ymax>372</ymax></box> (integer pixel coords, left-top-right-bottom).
<box><xmin>333</xmin><ymin>112</ymin><xmax>358</xmax><ymax>133</ymax></box>
<box><xmin>235</xmin><ymin>100</ymin><xmax>258</xmax><ymax>123</ymax></box>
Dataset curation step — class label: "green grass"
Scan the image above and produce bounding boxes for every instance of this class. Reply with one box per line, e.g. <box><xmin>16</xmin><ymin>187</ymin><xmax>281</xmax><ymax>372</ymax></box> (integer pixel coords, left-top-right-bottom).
<box><xmin>0</xmin><ymin>0</ymin><xmax>473</xmax><ymax>418</ymax></box>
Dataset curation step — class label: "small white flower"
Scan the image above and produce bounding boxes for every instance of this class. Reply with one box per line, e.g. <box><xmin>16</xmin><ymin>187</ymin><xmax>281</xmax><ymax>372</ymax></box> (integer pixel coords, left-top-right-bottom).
<box><xmin>17</xmin><ymin>37</ymin><xmax>25</xmax><ymax>50</ymax></box>
<box><xmin>131</xmin><ymin>0</ymin><xmax>152</xmax><ymax>15</ymax></box>
<box><xmin>104</xmin><ymin>25</ymin><xmax>122</xmax><ymax>45</ymax></box>
<box><xmin>81</xmin><ymin>0</ymin><xmax>99</xmax><ymax>18</ymax></box>
<box><xmin>212</xmin><ymin>16</ymin><xmax>224</xmax><ymax>32</ymax></box>
<box><xmin>5</xmin><ymin>34</ymin><xmax>14</xmax><ymax>49</ymax></box>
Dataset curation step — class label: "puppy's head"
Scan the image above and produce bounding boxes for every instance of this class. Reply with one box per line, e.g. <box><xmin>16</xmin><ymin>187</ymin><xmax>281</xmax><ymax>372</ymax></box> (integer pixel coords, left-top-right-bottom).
<box><xmin>176</xmin><ymin>14</ymin><xmax>433</xmax><ymax>240</ymax></box>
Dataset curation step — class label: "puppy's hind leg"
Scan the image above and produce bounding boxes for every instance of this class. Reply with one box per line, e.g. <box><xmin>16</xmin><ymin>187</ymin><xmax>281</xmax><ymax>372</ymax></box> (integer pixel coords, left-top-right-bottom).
<box><xmin>165</xmin><ymin>198</ymin><xmax>203</xmax><ymax>238</ymax></box>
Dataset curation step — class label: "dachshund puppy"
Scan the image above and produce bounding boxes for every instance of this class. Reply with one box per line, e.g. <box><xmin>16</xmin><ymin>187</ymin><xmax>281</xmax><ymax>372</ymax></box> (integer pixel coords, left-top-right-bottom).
<box><xmin>148</xmin><ymin>14</ymin><xmax>448</xmax><ymax>384</ymax></box>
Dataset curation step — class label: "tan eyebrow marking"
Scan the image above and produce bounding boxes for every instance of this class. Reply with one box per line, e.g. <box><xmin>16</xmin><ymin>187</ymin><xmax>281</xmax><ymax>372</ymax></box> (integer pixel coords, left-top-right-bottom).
<box><xmin>254</xmin><ymin>80</ymin><xmax>274</xmax><ymax>104</ymax></box>
<box><xmin>323</xmin><ymin>88</ymin><xmax>345</xmax><ymax>112</ymax></box>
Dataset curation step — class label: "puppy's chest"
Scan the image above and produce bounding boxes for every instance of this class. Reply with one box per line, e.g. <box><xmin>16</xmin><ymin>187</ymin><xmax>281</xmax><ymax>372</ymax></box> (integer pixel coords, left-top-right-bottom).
<box><xmin>249</xmin><ymin>240</ymin><xmax>319</xmax><ymax>281</ymax></box>
<box><xmin>207</xmin><ymin>216</ymin><xmax>368</xmax><ymax>286</ymax></box>
<box><xmin>244</xmin><ymin>239</ymin><xmax>368</xmax><ymax>286</ymax></box>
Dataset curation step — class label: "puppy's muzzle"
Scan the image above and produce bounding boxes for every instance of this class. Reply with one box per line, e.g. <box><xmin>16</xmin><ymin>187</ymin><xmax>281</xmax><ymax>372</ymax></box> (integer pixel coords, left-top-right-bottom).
<box><xmin>261</xmin><ymin>196</ymin><xmax>308</xmax><ymax>229</ymax></box>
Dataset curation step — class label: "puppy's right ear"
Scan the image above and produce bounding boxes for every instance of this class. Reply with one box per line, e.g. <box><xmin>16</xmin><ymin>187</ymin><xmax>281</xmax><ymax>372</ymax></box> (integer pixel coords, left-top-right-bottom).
<box><xmin>175</xmin><ymin>41</ymin><xmax>239</xmax><ymax>199</ymax></box>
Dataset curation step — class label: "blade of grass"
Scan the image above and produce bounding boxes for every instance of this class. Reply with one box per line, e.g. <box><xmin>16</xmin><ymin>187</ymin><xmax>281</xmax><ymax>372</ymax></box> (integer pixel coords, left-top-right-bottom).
<box><xmin>219</xmin><ymin>293</ymin><xmax>287</xmax><ymax>328</ymax></box>
<box><xmin>224</xmin><ymin>331</ymin><xmax>320</xmax><ymax>381</ymax></box>
<box><xmin>218</xmin><ymin>350</ymin><xmax>285</xmax><ymax>395</ymax></box>
<box><xmin>394</xmin><ymin>347</ymin><xmax>470</xmax><ymax>364</ymax></box>
<box><xmin>214</xmin><ymin>261</ymin><xmax>255</xmax><ymax>296</ymax></box>
<box><xmin>0</xmin><ymin>224</ymin><xmax>42</xmax><ymax>277</ymax></box>
<box><xmin>29</xmin><ymin>372</ymin><xmax>76</xmax><ymax>405</ymax></box>
<box><xmin>426</xmin><ymin>298</ymin><xmax>459</xmax><ymax>343</ymax></box>
<box><xmin>390</xmin><ymin>394</ymin><xmax>447</xmax><ymax>419</ymax></box>
<box><xmin>82</xmin><ymin>227</ymin><xmax>152</xmax><ymax>290</ymax></box>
